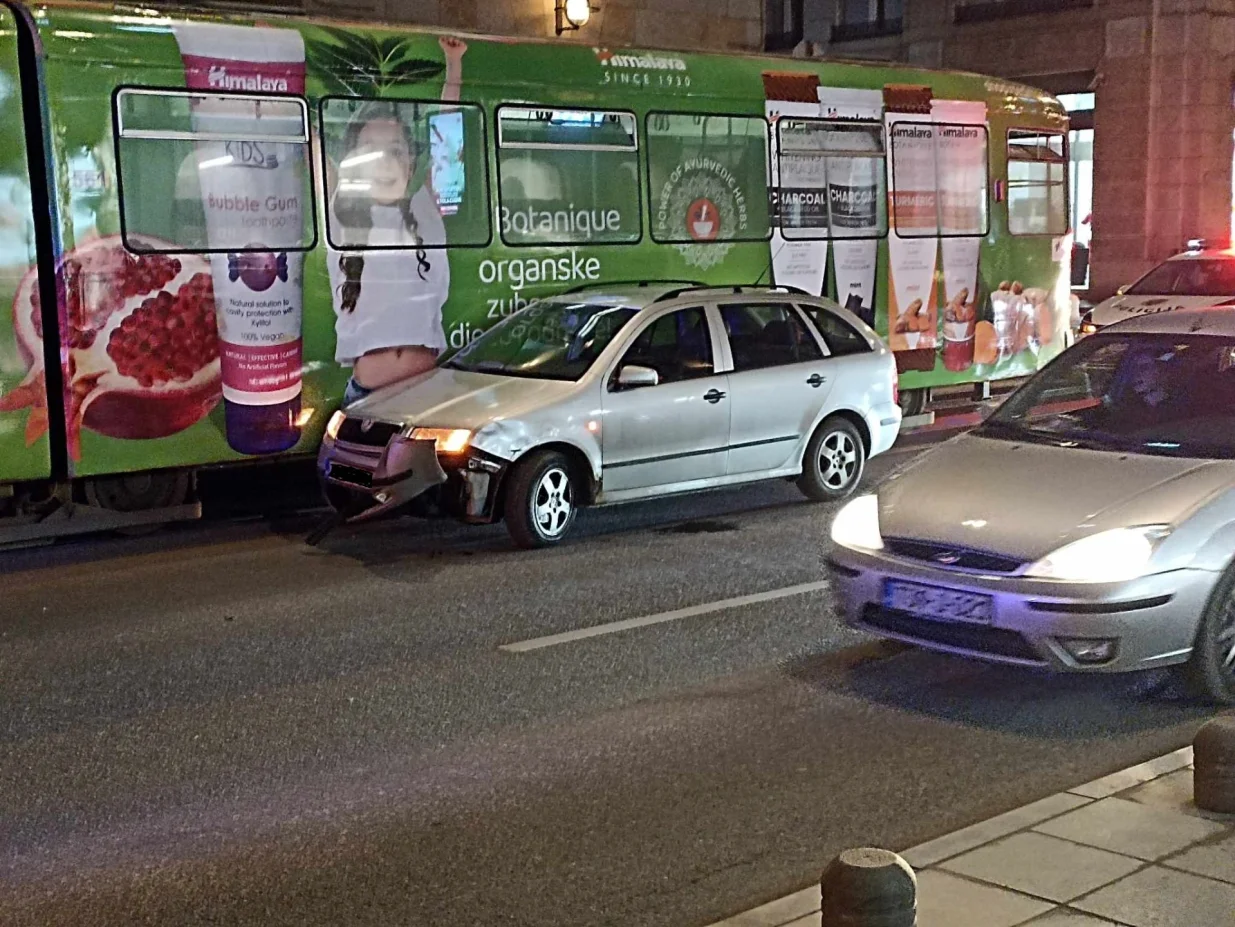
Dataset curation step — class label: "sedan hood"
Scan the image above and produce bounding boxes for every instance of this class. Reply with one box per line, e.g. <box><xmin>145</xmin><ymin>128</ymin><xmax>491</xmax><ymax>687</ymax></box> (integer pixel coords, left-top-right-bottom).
<box><xmin>1091</xmin><ymin>294</ymin><xmax>1231</xmax><ymax>326</ymax></box>
<box><xmin>878</xmin><ymin>433</ymin><xmax>1235</xmax><ymax>561</ymax></box>
<box><xmin>346</xmin><ymin>367</ymin><xmax>579</xmax><ymax>431</ymax></box>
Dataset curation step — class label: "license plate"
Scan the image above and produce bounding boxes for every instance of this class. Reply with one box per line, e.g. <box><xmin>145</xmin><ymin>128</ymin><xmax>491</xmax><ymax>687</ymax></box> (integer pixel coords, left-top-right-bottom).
<box><xmin>884</xmin><ymin>580</ymin><xmax>993</xmax><ymax>625</ymax></box>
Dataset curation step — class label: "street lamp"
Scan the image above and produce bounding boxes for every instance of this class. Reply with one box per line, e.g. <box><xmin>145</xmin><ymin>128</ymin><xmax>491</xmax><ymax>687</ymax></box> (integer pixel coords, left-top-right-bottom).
<box><xmin>555</xmin><ymin>0</ymin><xmax>593</xmax><ymax>35</ymax></box>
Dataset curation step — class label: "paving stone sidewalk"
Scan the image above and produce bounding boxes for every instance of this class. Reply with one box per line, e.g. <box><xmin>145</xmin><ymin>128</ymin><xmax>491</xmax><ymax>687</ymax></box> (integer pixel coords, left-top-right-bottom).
<box><xmin>704</xmin><ymin>746</ymin><xmax>1235</xmax><ymax>927</ymax></box>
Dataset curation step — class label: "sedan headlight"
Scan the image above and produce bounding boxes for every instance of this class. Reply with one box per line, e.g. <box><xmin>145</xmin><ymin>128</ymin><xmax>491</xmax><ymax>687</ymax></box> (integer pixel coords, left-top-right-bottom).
<box><xmin>1023</xmin><ymin>526</ymin><xmax>1171</xmax><ymax>583</ymax></box>
<box><xmin>830</xmin><ymin>494</ymin><xmax>883</xmax><ymax>551</ymax></box>
<box><xmin>325</xmin><ymin>410</ymin><xmax>345</xmax><ymax>441</ymax></box>
<box><xmin>409</xmin><ymin>427</ymin><xmax>472</xmax><ymax>454</ymax></box>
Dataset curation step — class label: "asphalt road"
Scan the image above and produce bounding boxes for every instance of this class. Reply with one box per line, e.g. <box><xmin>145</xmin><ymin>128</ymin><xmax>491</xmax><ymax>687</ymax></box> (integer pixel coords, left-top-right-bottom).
<box><xmin>0</xmin><ymin>441</ymin><xmax>1212</xmax><ymax>927</ymax></box>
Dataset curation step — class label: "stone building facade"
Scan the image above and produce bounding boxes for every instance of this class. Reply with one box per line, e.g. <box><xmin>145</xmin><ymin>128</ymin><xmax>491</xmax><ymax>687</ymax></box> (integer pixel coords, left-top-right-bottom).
<box><xmin>794</xmin><ymin>0</ymin><xmax>1235</xmax><ymax>298</ymax></box>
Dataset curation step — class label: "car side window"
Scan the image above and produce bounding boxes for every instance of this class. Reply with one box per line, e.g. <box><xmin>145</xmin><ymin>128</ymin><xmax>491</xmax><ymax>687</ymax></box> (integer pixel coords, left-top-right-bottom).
<box><xmin>800</xmin><ymin>306</ymin><xmax>873</xmax><ymax>357</ymax></box>
<box><xmin>616</xmin><ymin>307</ymin><xmax>714</xmax><ymax>385</ymax></box>
<box><xmin>721</xmin><ymin>303</ymin><xmax>824</xmax><ymax>373</ymax></box>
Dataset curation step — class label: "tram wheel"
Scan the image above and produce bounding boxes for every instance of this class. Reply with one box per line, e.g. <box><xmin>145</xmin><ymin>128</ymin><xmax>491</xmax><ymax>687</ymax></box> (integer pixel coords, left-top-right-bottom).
<box><xmin>83</xmin><ymin>470</ymin><xmax>193</xmax><ymax>535</ymax></box>
<box><xmin>898</xmin><ymin>387</ymin><xmax>928</xmax><ymax>418</ymax></box>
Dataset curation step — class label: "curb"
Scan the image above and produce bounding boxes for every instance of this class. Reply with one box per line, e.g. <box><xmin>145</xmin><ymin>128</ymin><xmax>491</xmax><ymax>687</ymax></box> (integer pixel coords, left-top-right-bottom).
<box><xmin>702</xmin><ymin>747</ymin><xmax>1196</xmax><ymax>927</ymax></box>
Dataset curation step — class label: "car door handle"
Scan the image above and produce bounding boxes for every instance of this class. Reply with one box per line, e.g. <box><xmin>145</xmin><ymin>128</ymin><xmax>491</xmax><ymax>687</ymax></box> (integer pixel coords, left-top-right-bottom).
<box><xmin>806</xmin><ymin>373</ymin><xmax>827</xmax><ymax>388</ymax></box>
<box><xmin>703</xmin><ymin>388</ymin><xmax>726</xmax><ymax>404</ymax></box>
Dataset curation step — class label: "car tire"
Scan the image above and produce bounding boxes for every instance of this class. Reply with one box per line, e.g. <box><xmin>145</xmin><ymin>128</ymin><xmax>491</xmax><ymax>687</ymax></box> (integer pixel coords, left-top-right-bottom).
<box><xmin>1181</xmin><ymin>565</ymin><xmax>1235</xmax><ymax>706</ymax></box>
<box><xmin>504</xmin><ymin>449</ymin><xmax>579</xmax><ymax>549</ymax></box>
<box><xmin>797</xmin><ymin>417</ymin><xmax>866</xmax><ymax>503</ymax></box>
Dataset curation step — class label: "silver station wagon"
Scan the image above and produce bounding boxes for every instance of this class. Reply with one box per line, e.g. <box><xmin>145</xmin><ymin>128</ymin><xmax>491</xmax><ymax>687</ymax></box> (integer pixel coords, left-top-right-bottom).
<box><xmin>319</xmin><ymin>283</ymin><xmax>902</xmax><ymax>547</ymax></box>
<box><xmin>828</xmin><ymin>307</ymin><xmax>1235</xmax><ymax>704</ymax></box>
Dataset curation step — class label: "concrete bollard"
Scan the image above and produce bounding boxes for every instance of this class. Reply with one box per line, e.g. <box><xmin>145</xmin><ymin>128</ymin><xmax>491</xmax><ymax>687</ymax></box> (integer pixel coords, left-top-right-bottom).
<box><xmin>1194</xmin><ymin>715</ymin><xmax>1235</xmax><ymax>814</ymax></box>
<box><xmin>820</xmin><ymin>847</ymin><xmax>917</xmax><ymax>926</ymax></box>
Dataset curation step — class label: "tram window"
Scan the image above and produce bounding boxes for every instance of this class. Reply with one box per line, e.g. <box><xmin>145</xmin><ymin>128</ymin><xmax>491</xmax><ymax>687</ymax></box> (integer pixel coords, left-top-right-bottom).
<box><xmin>647</xmin><ymin>112</ymin><xmax>772</xmax><ymax>244</ymax></box>
<box><xmin>889</xmin><ymin>121</ymin><xmax>990</xmax><ymax>239</ymax></box>
<box><xmin>320</xmin><ymin>97</ymin><xmax>491</xmax><ymax>250</ymax></box>
<box><xmin>496</xmin><ymin>106</ymin><xmax>641</xmax><ymax>246</ymax></box>
<box><xmin>1007</xmin><ymin>129</ymin><xmax>1068</xmax><ymax>236</ymax></box>
<box><xmin>775</xmin><ymin>119</ymin><xmax>886</xmax><ymax>241</ymax></box>
<box><xmin>113</xmin><ymin>88</ymin><xmax>316</xmax><ymax>253</ymax></box>
<box><xmin>934</xmin><ymin>123</ymin><xmax>988</xmax><ymax>237</ymax></box>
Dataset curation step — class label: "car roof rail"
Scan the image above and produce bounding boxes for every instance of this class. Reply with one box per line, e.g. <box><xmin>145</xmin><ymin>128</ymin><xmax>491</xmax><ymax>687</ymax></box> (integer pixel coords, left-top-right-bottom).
<box><xmin>654</xmin><ymin>282</ymin><xmax>815</xmax><ymax>302</ymax></box>
<box><xmin>562</xmin><ymin>279</ymin><xmax>705</xmax><ymax>295</ymax></box>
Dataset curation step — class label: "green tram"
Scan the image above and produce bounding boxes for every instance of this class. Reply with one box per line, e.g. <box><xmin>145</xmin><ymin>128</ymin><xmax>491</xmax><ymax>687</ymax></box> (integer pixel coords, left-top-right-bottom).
<box><xmin>0</xmin><ymin>1</ymin><xmax>1070</xmax><ymax>540</ymax></box>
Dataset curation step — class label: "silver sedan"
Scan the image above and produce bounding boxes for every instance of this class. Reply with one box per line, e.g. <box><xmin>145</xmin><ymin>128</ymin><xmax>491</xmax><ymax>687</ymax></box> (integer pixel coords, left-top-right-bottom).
<box><xmin>827</xmin><ymin>307</ymin><xmax>1235</xmax><ymax>704</ymax></box>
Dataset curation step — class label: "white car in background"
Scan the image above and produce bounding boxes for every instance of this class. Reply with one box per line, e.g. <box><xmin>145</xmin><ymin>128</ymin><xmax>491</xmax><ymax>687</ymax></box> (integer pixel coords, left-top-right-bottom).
<box><xmin>319</xmin><ymin>283</ymin><xmax>902</xmax><ymax>548</ymax></box>
<box><xmin>1085</xmin><ymin>241</ymin><xmax>1235</xmax><ymax>334</ymax></box>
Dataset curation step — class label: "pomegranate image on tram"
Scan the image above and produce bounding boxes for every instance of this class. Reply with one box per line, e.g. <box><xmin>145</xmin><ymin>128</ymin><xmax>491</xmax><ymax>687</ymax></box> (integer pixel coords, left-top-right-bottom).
<box><xmin>2</xmin><ymin>235</ymin><xmax>222</xmax><ymax>458</ymax></box>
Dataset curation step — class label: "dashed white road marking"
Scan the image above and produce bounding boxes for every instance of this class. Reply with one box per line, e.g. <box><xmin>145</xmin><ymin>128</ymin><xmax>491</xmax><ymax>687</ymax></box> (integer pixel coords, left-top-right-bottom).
<box><xmin>499</xmin><ymin>580</ymin><xmax>832</xmax><ymax>653</ymax></box>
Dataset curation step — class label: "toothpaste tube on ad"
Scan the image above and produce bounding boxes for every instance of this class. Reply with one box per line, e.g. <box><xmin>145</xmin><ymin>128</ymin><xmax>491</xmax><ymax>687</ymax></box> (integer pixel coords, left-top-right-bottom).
<box><xmin>818</xmin><ymin>87</ymin><xmax>884</xmax><ymax>330</ymax></box>
<box><xmin>885</xmin><ymin>110</ymin><xmax>939</xmax><ymax>365</ymax></box>
<box><xmin>932</xmin><ymin>100</ymin><xmax>987</xmax><ymax>371</ymax></box>
<box><xmin>763</xmin><ymin>71</ymin><xmax>827</xmax><ymax>296</ymax></box>
<box><xmin>173</xmin><ymin>23</ymin><xmax>308</xmax><ymax>455</ymax></box>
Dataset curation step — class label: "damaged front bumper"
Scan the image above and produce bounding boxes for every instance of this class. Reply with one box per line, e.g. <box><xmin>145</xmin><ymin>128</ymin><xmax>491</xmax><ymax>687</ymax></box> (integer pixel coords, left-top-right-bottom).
<box><xmin>318</xmin><ymin>430</ymin><xmax>509</xmax><ymax>524</ymax></box>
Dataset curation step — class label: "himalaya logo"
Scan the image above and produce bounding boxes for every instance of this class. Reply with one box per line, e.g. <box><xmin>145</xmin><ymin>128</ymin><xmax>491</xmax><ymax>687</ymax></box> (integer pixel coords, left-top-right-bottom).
<box><xmin>207</xmin><ymin>65</ymin><xmax>289</xmax><ymax>93</ymax></box>
<box><xmin>594</xmin><ymin>48</ymin><xmax>687</xmax><ymax>72</ymax></box>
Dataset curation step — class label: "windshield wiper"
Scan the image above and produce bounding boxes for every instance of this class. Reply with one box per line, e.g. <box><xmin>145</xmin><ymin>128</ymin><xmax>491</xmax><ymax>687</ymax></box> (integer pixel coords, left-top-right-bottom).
<box><xmin>980</xmin><ymin>420</ymin><xmax>1113</xmax><ymax>451</ymax></box>
<box><xmin>443</xmin><ymin>358</ymin><xmax>507</xmax><ymax>374</ymax></box>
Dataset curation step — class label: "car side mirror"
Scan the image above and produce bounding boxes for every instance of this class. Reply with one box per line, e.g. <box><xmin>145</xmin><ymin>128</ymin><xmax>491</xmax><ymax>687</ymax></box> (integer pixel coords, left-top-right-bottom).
<box><xmin>617</xmin><ymin>364</ymin><xmax>659</xmax><ymax>389</ymax></box>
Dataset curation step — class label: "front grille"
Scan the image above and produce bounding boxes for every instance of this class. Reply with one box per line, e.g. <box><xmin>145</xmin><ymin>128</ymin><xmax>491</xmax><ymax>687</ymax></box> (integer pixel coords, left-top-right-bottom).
<box><xmin>336</xmin><ymin>418</ymin><xmax>401</xmax><ymax>448</ymax></box>
<box><xmin>861</xmin><ymin>605</ymin><xmax>1044</xmax><ymax>663</ymax></box>
<box><xmin>884</xmin><ymin>538</ymin><xmax>1025</xmax><ymax>574</ymax></box>
<box><xmin>326</xmin><ymin>463</ymin><xmax>374</xmax><ymax>488</ymax></box>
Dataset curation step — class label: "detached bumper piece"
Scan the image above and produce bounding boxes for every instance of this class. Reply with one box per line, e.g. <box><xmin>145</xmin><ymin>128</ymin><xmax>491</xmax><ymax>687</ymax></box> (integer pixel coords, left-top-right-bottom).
<box><xmin>320</xmin><ymin>435</ymin><xmax>449</xmax><ymax>523</ymax></box>
<box><xmin>318</xmin><ymin>430</ymin><xmax>512</xmax><ymax>527</ymax></box>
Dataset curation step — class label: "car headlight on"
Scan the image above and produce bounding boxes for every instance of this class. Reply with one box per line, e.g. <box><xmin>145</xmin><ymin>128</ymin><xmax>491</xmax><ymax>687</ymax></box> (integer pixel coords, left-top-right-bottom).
<box><xmin>830</xmin><ymin>494</ymin><xmax>883</xmax><ymax>552</ymax></box>
<box><xmin>1023</xmin><ymin>526</ymin><xmax>1171</xmax><ymax>583</ymax></box>
<box><xmin>325</xmin><ymin>410</ymin><xmax>345</xmax><ymax>441</ymax></box>
<box><xmin>409</xmin><ymin>427</ymin><xmax>472</xmax><ymax>454</ymax></box>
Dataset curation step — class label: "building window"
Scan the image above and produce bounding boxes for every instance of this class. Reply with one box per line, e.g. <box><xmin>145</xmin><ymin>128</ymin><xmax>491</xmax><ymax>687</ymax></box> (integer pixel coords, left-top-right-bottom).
<box><xmin>765</xmin><ymin>0</ymin><xmax>804</xmax><ymax>51</ymax></box>
<box><xmin>831</xmin><ymin>0</ymin><xmax>903</xmax><ymax>42</ymax></box>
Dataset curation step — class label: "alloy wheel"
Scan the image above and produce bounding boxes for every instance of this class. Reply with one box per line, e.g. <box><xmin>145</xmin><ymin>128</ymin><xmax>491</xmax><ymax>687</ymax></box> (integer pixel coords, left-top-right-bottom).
<box><xmin>819</xmin><ymin>431</ymin><xmax>859</xmax><ymax>491</ymax></box>
<box><xmin>532</xmin><ymin>467</ymin><xmax>573</xmax><ymax>539</ymax></box>
<box><xmin>1217</xmin><ymin>595</ymin><xmax>1235</xmax><ymax>683</ymax></box>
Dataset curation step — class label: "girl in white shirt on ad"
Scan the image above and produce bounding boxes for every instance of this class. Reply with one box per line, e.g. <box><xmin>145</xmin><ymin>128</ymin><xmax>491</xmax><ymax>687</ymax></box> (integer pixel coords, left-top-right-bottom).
<box><xmin>326</xmin><ymin>36</ymin><xmax>466</xmax><ymax>405</ymax></box>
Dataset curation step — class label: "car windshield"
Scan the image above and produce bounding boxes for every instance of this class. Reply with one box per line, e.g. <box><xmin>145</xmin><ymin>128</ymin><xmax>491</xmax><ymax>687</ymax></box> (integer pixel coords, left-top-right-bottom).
<box><xmin>442</xmin><ymin>298</ymin><xmax>639</xmax><ymax>381</ymax></box>
<box><xmin>981</xmin><ymin>332</ymin><xmax>1235</xmax><ymax>459</ymax></box>
<box><xmin>1125</xmin><ymin>258</ymin><xmax>1235</xmax><ymax>297</ymax></box>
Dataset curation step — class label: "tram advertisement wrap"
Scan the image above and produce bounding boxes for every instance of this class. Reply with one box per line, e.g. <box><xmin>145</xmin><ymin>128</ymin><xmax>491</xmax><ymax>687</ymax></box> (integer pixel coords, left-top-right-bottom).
<box><xmin>175</xmin><ymin>23</ymin><xmax>309</xmax><ymax>455</ymax></box>
<box><xmin>0</xmin><ymin>6</ymin><xmax>52</xmax><ymax>483</ymax></box>
<box><xmin>0</xmin><ymin>6</ymin><xmax>1069</xmax><ymax>486</ymax></box>
<box><xmin>818</xmin><ymin>87</ymin><xmax>883</xmax><ymax>330</ymax></box>
<box><xmin>764</xmin><ymin>71</ymin><xmax>827</xmax><ymax>297</ymax></box>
